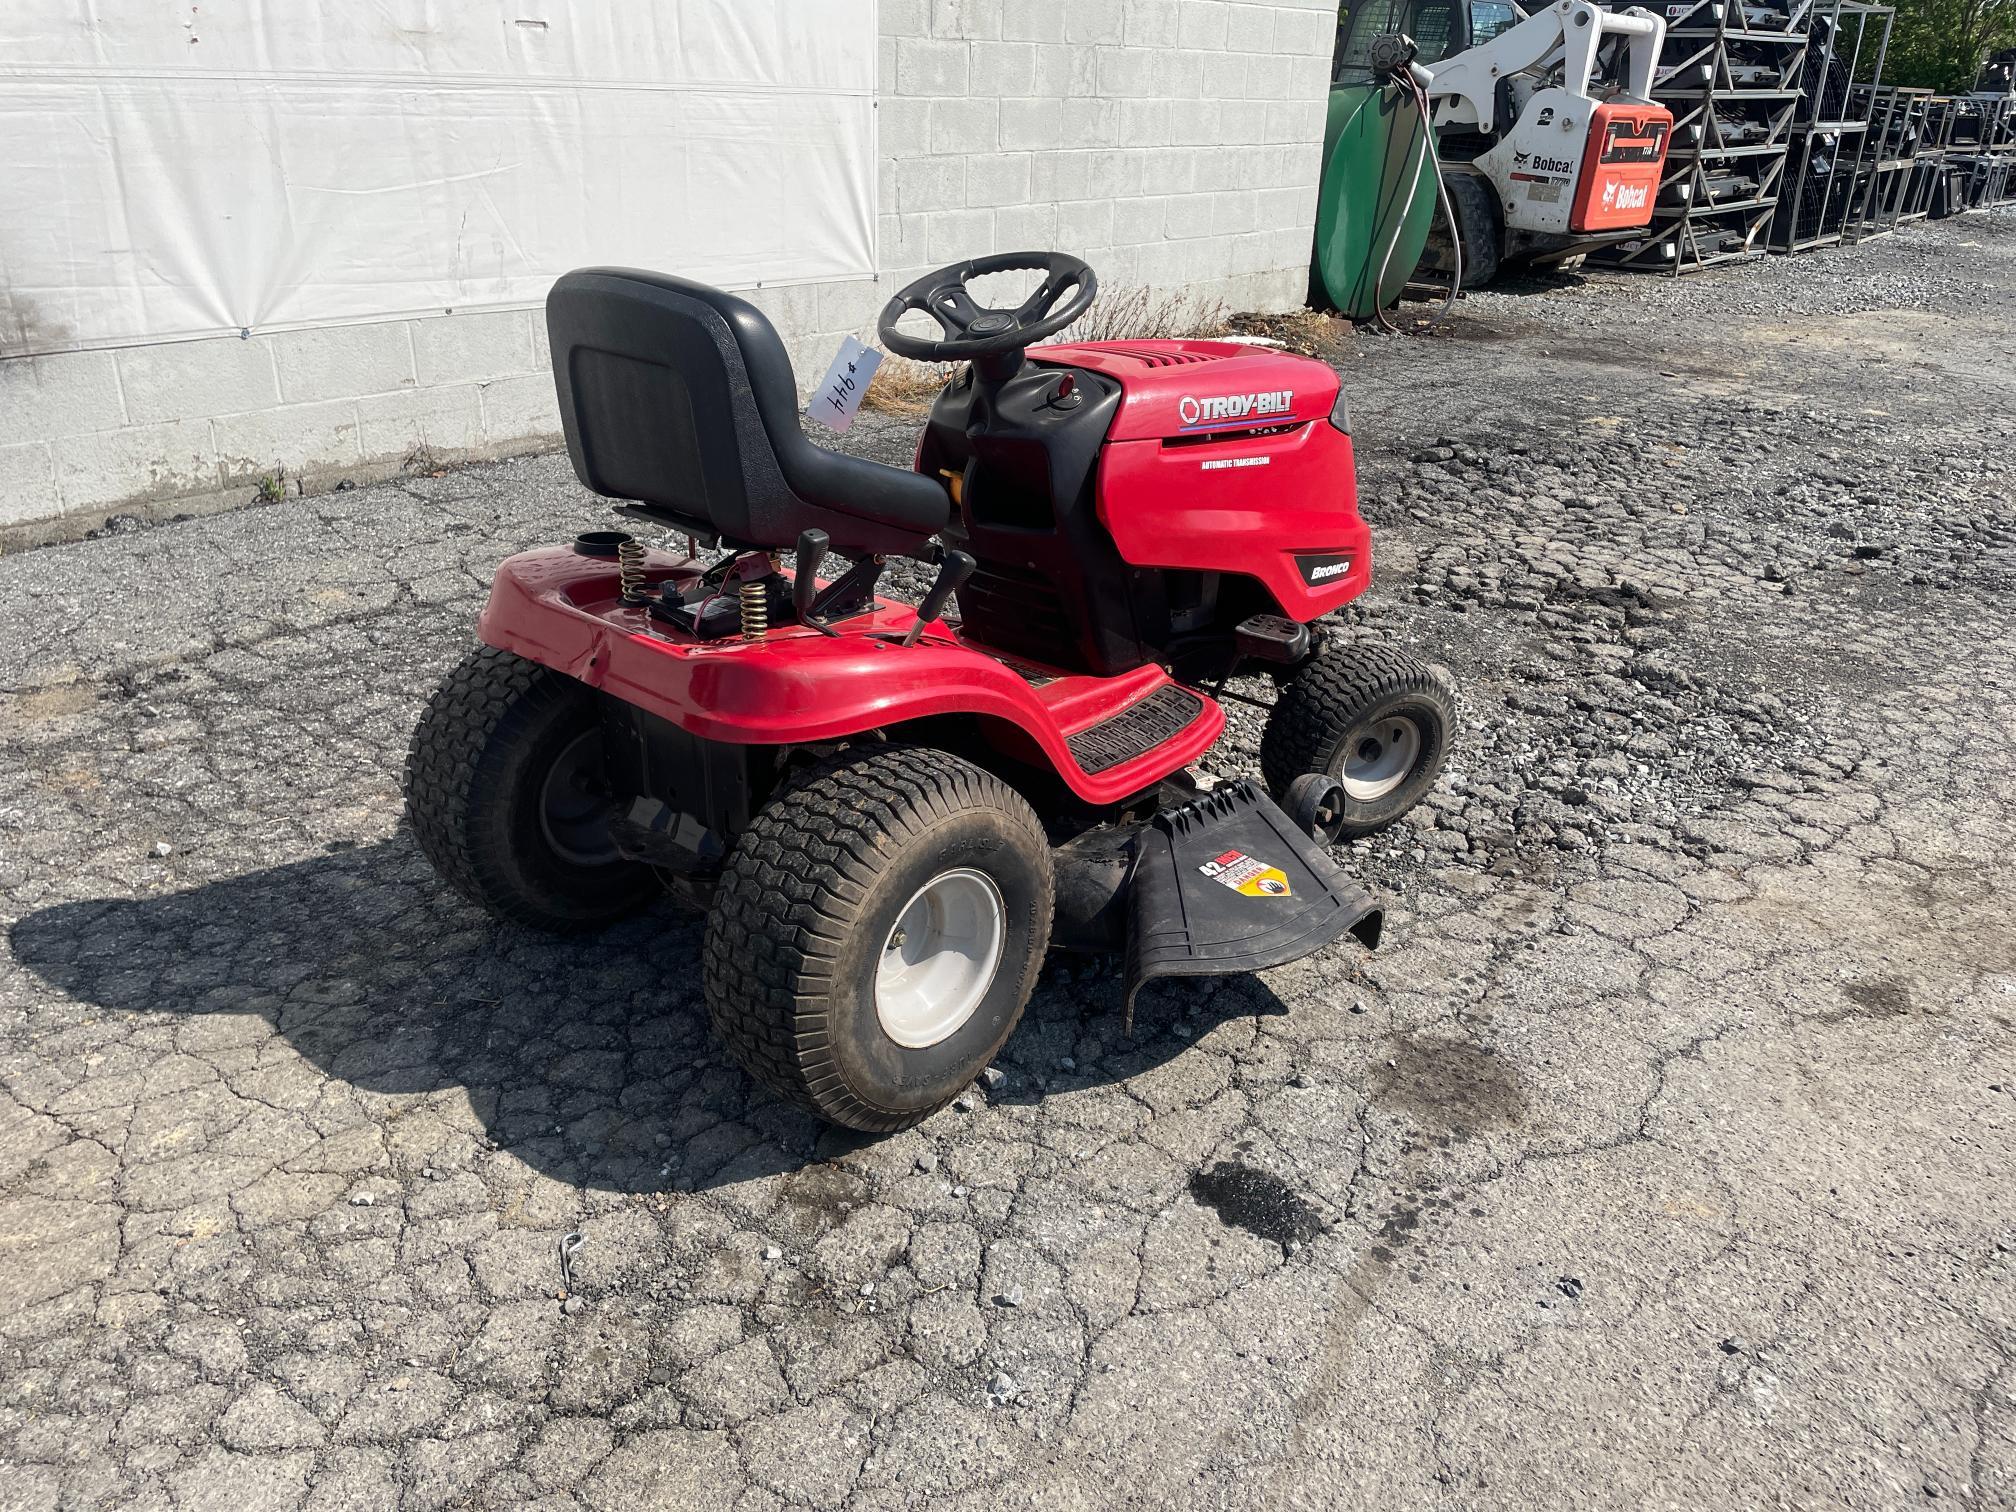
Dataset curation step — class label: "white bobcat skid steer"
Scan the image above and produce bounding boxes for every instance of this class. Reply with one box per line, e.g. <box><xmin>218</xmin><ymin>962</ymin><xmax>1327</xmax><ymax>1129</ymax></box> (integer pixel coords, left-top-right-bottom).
<box><xmin>1382</xmin><ymin>0</ymin><xmax>1676</xmax><ymax>282</ymax></box>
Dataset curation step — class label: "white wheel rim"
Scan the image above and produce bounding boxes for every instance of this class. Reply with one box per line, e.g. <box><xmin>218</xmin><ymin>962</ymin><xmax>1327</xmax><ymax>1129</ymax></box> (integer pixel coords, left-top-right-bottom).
<box><xmin>875</xmin><ymin>868</ymin><xmax>1006</xmax><ymax>1050</ymax></box>
<box><xmin>1340</xmin><ymin>716</ymin><xmax>1422</xmax><ymax>802</ymax></box>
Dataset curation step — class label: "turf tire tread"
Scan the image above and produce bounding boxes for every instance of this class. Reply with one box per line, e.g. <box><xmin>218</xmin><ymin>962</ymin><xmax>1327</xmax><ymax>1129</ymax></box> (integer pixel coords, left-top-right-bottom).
<box><xmin>404</xmin><ymin>644</ymin><xmax>648</xmax><ymax>931</ymax></box>
<box><xmin>1260</xmin><ymin>645</ymin><xmax>1455</xmax><ymax>833</ymax></box>
<box><xmin>702</xmin><ymin>744</ymin><xmax>1051</xmax><ymax>1132</ymax></box>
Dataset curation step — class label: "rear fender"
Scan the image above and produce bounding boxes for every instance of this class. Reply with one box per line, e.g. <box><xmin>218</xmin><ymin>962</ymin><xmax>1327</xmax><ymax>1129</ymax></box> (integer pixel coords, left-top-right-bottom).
<box><xmin>476</xmin><ymin>547</ymin><xmax>1223</xmax><ymax>807</ymax></box>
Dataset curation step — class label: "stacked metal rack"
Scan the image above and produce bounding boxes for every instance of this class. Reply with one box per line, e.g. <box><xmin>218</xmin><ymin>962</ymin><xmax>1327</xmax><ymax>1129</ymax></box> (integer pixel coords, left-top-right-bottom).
<box><xmin>1998</xmin><ymin>96</ymin><xmax>2016</xmax><ymax>205</ymax></box>
<box><xmin>1767</xmin><ymin>0</ymin><xmax>1894</xmax><ymax>253</ymax></box>
<box><xmin>1900</xmin><ymin>91</ymin><xmax>1955</xmax><ymax>222</ymax></box>
<box><xmin>1845</xmin><ymin>84</ymin><xmax>1929</xmax><ymax>239</ymax></box>
<box><xmin>1956</xmin><ymin>95</ymin><xmax>2016</xmax><ymax>207</ymax></box>
<box><xmin>1922</xmin><ymin>95</ymin><xmax>1990</xmax><ymax>216</ymax></box>
<box><xmin>1930</xmin><ymin>95</ymin><xmax>2005</xmax><ymax>212</ymax></box>
<box><xmin>2002</xmin><ymin>98</ymin><xmax>2016</xmax><ymax>204</ymax></box>
<box><xmin>1591</xmin><ymin>0</ymin><xmax>1808</xmax><ymax>274</ymax></box>
<box><xmin>1916</xmin><ymin>44</ymin><xmax>2016</xmax><ymax>219</ymax></box>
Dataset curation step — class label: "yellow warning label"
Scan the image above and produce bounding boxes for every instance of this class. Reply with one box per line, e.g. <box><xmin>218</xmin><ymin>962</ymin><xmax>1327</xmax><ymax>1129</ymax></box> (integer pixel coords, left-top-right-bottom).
<box><xmin>1199</xmin><ymin>849</ymin><xmax>1293</xmax><ymax>897</ymax></box>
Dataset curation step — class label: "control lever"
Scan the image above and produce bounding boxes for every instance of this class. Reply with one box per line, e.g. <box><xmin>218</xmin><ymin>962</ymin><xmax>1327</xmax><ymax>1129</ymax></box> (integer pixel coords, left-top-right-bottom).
<box><xmin>900</xmin><ymin>550</ymin><xmax>975</xmax><ymax>647</ymax></box>
<box><xmin>792</xmin><ymin>528</ymin><xmax>835</xmax><ymax>635</ymax></box>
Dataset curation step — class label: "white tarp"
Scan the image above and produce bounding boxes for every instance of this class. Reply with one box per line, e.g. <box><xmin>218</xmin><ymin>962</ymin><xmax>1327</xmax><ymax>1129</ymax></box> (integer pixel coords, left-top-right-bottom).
<box><xmin>1</xmin><ymin>1</ymin><xmax>877</xmax><ymax>357</ymax></box>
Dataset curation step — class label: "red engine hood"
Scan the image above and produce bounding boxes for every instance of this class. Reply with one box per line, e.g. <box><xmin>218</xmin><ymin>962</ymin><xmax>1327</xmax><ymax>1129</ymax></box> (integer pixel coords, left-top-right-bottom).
<box><xmin>1028</xmin><ymin>340</ymin><xmax>1341</xmax><ymax>442</ymax></box>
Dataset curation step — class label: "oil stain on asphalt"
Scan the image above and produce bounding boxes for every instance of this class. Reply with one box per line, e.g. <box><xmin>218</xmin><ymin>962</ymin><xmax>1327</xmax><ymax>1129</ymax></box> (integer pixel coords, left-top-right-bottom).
<box><xmin>1373</xmin><ymin>1033</ymin><xmax>1527</xmax><ymax>1138</ymax></box>
<box><xmin>1189</xmin><ymin>1160</ymin><xmax>1326</xmax><ymax>1252</ymax></box>
<box><xmin>1842</xmin><ymin>978</ymin><xmax>1910</xmax><ymax>1017</ymax></box>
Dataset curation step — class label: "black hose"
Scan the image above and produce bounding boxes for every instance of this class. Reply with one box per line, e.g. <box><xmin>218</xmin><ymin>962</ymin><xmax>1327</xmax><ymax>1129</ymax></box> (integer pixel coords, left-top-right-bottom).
<box><xmin>1372</xmin><ymin>71</ymin><xmax>1463</xmax><ymax>334</ymax></box>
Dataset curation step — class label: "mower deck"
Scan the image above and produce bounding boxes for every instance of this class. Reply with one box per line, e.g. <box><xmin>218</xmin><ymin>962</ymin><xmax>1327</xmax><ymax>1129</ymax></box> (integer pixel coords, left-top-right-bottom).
<box><xmin>477</xmin><ymin>544</ymin><xmax>1226</xmax><ymax>805</ymax></box>
<box><xmin>1123</xmin><ymin>779</ymin><xmax>1384</xmax><ymax>1024</ymax></box>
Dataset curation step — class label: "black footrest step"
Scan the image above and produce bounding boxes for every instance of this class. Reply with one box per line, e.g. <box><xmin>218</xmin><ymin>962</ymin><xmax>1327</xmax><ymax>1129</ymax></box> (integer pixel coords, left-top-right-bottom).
<box><xmin>1234</xmin><ymin>614</ymin><xmax>1310</xmax><ymax>664</ymax></box>
<box><xmin>1067</xmin><ymin>684</ymin><xmax>1203</xmax><ymax>774</ymax></box>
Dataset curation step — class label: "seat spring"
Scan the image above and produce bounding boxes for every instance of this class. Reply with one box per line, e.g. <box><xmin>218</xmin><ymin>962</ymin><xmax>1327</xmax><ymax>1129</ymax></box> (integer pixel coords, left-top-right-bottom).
<box><xmin>740</xmin><ymin>579</ymin><xmax>768</xmax><ymax>641</ymax></box>
<box><xmin>617</xmin><ymin>539</ymin><xmax>648</xmax><ymax>604</ymax></box>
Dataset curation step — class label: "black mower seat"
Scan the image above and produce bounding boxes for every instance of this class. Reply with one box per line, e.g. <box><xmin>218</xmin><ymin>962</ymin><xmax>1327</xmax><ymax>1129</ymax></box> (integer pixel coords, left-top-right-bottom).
<box><xmin>546</xmin><ymin>268</ymin><xmax>948</xmax><ymax>556</ymax></box>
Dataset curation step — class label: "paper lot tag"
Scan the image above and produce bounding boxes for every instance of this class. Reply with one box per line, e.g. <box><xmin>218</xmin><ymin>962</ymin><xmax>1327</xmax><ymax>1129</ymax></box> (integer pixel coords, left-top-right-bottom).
<box><xmin>806</xmin><ymin>335</ymin><xmax>883</xmax><ymax>434</ymax></box>
<box><xmin>1198</xmin><ymin>849</ymin><xmax>1293</xmax><ymax>897</ymax></box>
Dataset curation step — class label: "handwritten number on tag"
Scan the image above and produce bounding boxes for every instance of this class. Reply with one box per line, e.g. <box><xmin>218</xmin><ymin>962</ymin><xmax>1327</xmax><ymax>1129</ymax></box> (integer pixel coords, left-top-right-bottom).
<box><xmin>808</xmin><ymin>337</ymin><xmax>882</xmax><ymax>435</ymax></box>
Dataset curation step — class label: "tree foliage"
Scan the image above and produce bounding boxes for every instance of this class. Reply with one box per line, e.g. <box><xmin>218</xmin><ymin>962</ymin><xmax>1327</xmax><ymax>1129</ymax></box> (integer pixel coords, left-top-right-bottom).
<box><xmin>1880</xmin><ymin>0</ymin><xmax>2016</xmax><ymax>92</ymax></box>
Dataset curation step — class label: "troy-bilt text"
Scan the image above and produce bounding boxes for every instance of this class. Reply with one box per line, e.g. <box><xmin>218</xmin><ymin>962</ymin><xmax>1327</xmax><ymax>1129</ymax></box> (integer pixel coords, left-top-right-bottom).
<box><xmin>1179</xmin><ymin>390</ymin><xmax>1294</xmax><ymax>427</ymax></box>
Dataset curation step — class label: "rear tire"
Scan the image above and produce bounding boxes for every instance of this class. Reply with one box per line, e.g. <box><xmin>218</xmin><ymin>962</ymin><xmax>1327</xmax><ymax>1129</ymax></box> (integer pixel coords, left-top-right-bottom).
<box><xmin>1261</xmin><ymin>647</ymin><xmax>1456</xmax><ymax>839</ymax></box>
<box><xmin>703</xmin><ymin>745</ymin><xmax>1053</xmax><ymax>1132</ymax></box>
<box><xmin>404</xmin><ymin>645</ymin><xmax>656</xmax><ymax>931</ymax></box>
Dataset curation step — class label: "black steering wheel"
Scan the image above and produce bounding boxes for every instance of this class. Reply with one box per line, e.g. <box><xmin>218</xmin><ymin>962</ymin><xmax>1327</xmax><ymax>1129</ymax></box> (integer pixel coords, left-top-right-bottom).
<box><xmin>877</xmin><ymin>251</ymin><xmax>1098</xmax><ymax>361</ymax></box>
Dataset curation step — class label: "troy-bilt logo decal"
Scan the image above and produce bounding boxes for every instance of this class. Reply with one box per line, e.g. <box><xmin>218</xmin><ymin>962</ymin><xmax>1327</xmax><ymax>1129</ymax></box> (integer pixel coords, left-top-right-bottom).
<box><xmin>1177</xmin><ymin>389</ymin><xmax>1293</xmax><ymax>429</ymax></box>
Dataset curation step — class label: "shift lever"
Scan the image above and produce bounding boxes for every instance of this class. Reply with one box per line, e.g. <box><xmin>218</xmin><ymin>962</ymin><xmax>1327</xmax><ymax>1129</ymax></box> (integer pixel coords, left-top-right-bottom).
<box><xmin>901</xmin><ymin>550</ymin><xmax>975</xmax><ymax>647</ymax></box>
<box><xmin>793</xmin><ymin>529</ymin><xmax>831</xmax><ymax>633</ymax></box>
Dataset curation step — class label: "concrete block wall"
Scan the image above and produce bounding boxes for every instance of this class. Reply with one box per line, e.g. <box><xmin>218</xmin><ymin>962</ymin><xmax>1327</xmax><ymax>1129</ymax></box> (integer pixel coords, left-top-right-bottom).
<box><xmin>769</xmin><ymin>0</ymin><xmax>1337</xmax><ymax>391</ymax></box>
<box><xmin>0</xmin><ymin>310</ymin><xmax>560</xmax><ymax>547</ymax></box>
<box><xmin>1</xmin><ymin>0</ymin><xmax>1336</xmax><ymax>547</ymax></box>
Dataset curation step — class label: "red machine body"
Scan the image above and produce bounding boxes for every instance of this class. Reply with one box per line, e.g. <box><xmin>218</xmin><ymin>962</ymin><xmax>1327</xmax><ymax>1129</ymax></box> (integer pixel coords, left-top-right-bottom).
<box><xmin>1031</xmin><ymin>341</ymin><xmax>1371</xmax><ymax>616</ymax></box>
<box><xmin>419</xmin><ymin>259</ymin><xmax>1416</xmax><ymax>1134</ymax></box>
<box><xmin>1569</xmin><ymin>99</ymin><xmax>1674</xmax><ymax>233</ymax></box>
<box><xmin>476</xmin><ymin>546</ymin><xmax>1224</xmax><ymax>806</ymax></box>
<box><xmin>1032</xmin><ymin>340</ymin><xmax>1338</xmax><ymax>442</ymax></box>
<box><xmin>479</xmin><ymin>338</ymin><xmax>1368</xmax><ymax>806</ymax></box>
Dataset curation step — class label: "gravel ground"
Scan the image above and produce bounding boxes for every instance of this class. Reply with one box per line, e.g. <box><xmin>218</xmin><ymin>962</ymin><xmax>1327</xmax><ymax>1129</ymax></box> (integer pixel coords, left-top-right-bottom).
<box><xmin>2</xmin><ymin>217</ymin><xmax>2014</xmax><ymax>1511</ymax></box>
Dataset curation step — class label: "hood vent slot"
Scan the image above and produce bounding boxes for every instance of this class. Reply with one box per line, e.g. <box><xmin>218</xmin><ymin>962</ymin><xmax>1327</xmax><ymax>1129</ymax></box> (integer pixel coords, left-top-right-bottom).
<box><xmin>1095</xmin><ymin>346</ymin><xmax>1222</xmax><ymax>368</ymax></box>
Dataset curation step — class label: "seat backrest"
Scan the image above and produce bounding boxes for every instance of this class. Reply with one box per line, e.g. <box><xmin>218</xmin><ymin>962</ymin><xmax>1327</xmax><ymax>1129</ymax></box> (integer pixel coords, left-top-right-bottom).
<box><xmin>546</xmin><ymin>269</ymin><xmax>948</xmax><ymax>555</ymax></box>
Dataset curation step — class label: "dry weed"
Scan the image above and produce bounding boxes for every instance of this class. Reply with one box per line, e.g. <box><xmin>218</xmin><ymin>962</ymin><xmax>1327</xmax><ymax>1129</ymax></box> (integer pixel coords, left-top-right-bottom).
<box><xmin>862</xmin><ymin>356</ymin><xmax>956</xmax><ymax>415</ymax></box>
<box><xmin>1226</xmin><ymin>307</ymin><xmax>1347</xmax><ymax>357</ymax></box>
<box><xmin>1061</xmin><ymin>285</ymin><xmax>1231</xmax><ymax>343</ymax></box>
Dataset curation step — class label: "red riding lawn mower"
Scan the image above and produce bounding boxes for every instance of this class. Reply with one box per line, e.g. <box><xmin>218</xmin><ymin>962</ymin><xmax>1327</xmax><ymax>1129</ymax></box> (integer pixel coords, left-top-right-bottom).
<box><xmin>405</xmin><ymin>252</ymin><xmax>1457</xmax><ymax>1131</ymax></box>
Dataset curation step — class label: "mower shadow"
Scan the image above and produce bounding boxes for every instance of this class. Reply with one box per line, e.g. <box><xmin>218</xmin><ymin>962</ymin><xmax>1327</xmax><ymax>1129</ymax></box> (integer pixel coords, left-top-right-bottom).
<box><xmin>7</xmin><ymin>836</ymin><xmax>1280</xmax><ymax>1195</ymax></box>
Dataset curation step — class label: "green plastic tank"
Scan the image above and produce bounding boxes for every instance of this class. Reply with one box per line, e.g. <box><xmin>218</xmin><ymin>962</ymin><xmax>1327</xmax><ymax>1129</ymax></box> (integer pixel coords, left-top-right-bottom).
<box><xmin>1313</xmin><ymin>82</ymin><xmax>1437</xmax><ymax>319</ymax></box>
<box><xmin>1316</xmin><ymin>0</ymin><xmax>1510</xmax><ymax>317</ymax></box>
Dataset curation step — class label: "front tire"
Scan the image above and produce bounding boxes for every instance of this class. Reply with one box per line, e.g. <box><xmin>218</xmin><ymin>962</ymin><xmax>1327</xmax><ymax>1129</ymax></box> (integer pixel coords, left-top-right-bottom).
<box><xmin>703</xmin><ymin>746</ymin><xmax>1053</xmax><ymax>1132</ymax></box>
<box><xmin>1418</xmin><ymin>172</ymin><xmax>1503</xmax><ymax>290</ymax></box>
<box><xmin>404</xmin><ymin>645</ymin><xmax>656</xmax><ymax>931</ymax></box>
<box><xmin>1261</xmin><ymin>646</ymin><xmax>1456</xmax><ymax>839</ymax></box>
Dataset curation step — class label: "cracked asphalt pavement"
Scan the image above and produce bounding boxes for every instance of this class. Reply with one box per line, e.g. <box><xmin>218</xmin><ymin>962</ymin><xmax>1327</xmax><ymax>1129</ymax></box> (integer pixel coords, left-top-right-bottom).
<box><xmin>3</xmin><ymin>218</ymin><xmax>2014</xmax><ymax>1510</ymax></box>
